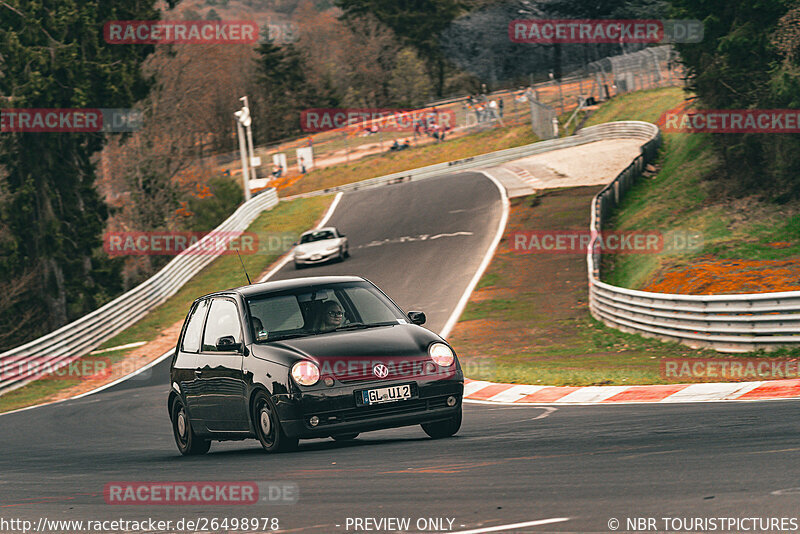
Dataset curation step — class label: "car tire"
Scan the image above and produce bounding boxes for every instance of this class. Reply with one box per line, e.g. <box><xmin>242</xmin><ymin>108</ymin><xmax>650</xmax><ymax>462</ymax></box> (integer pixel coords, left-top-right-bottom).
<box><xmin>343</xmin><ymin>248</ymin><xmax>350</xmax><ymax>258</ymax></box>
<box><xmin>338</xmin><ymin>247</ymin><xmax>345</xmax><ymax>262</ymax></box>
<box><xmin>253</xmin><ymin>392</ymin><xmax>298</xmax><ymax>453</ymax></box>
<box><xmin>171</xmin><ymin>397</ymin><xmax>211</xmax><ymax>456</ymax></box>
<box><xmin>421</xmin><ymin>409</ymin><xmax>462</xmax><ymax>439</ymax></box>
<box><xmin>332</xmin><ymin>433</ymin><xmax>359</xmax><ymax>441</ymax></box>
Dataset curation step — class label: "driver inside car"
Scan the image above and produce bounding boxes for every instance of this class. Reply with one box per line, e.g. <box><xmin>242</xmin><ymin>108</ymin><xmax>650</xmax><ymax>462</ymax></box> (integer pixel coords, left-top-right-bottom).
<box><xmin>315</xmin><ymin>301</ymin><xmax>344</xmax><ymax>333</ymax></box>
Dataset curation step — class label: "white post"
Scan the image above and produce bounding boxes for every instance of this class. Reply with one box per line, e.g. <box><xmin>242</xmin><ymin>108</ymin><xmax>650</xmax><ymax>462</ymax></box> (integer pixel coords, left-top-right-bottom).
<box><xmin>236</xmin><ymin>120</ymin><xmax>251</xmax><ymax>201</ymax></box>
<box><xmin>241</xmin><ymin>96</ymin><xmax>258</xmax><ymax>183</ymax></box>
<box><xmin>234</xmin><ymin>98</ymin><xmax>254</xmax><ymax>201</ymax></box>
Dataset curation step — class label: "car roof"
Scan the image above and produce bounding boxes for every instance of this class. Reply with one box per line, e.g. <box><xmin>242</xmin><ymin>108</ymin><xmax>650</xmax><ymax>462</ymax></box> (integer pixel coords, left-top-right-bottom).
<box><xmin>300</xmin><ymin>227</ymin><xmax>336</xmax><ymax>236</ymax></box>
<box><xmin>199</xmin><ymin>275</ymin><xmax>366</xmax><ymax>300</ymax></box>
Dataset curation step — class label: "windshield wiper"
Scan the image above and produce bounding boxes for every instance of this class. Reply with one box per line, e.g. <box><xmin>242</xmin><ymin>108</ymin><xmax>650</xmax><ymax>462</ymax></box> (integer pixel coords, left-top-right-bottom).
<box><xmin>263</xmin><ymin>332</ymin><xmax>313</xmax><ymax>342</ymax></box>
<box><xmin>336</xmin><ymin>322</ymin><xmax>394</xmax><ymax>331</ymax></box>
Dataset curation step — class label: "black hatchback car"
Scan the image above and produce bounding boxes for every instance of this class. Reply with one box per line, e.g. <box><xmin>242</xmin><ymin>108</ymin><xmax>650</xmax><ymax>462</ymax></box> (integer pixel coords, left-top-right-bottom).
<box><xmin>168</xmin><ymin>275</ymin><xmax>464</xmax><ymax>455</ymax></box>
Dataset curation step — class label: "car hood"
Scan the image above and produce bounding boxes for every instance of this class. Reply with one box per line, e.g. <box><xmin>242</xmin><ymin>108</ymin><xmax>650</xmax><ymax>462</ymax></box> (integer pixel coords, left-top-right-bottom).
<box><xmin>294</xmin><ymin>239</ymin><xmax>343</xmax><ymax>255</ymax></box>
<box><xmin>250</xmin><ymin>324</ymin><xmax>455</xmax><ymax>382</ymax></box>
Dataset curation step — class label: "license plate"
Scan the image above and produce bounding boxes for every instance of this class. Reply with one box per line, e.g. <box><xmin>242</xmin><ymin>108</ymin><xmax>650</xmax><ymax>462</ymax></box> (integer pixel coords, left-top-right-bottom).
<box><xmin>361</xmin><ymin>384</ymin><xmax>412</xmax><ymax>405</ymax></box>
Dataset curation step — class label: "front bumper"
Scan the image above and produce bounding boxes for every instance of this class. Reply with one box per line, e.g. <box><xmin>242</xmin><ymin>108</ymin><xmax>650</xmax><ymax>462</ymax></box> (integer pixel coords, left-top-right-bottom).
<box><xmin>294</xmin><ymin>250</ymin><xmax>339</xmax><ymax>265</ymax></box>
<box><xmin>273</xmin><ymin>373</ymin><xmax>463</xmax><ymax>439</ymax></box>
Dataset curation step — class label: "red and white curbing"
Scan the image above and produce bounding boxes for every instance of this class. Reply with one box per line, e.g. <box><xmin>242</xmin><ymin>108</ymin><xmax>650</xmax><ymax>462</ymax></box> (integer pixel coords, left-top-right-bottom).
<box><xmin>463</xmin><ymin>378</ymin><xmax>800</xmax><ymax>404</ymax></box>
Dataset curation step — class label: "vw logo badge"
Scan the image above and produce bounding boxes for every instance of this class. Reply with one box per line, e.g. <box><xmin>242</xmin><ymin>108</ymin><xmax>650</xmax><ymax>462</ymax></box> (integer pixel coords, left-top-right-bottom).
<box><xmin>373</xmin><ymin>364</ymin><xmax>389</xmax><ymax>378</ymax></box>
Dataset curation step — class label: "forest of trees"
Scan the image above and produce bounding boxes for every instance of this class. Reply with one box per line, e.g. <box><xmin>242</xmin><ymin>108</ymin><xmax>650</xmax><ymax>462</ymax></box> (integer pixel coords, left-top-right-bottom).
<box><xmin>1</xmin><ymin>0</ymin><xmax>797</xmax><ymax>351</ymax></box>
<box><xmin>672</xmin><ymin>0</ymin><xmax>800</xmax><ymax>199</ymax></box>
<box><xmin>0</xmin><ymin>0</ymin><xmax>163</xmax><ymax>348</ymax></box>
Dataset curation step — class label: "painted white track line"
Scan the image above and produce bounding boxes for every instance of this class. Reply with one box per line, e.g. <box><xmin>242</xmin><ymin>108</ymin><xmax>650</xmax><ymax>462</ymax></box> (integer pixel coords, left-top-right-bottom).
<box><xmin>439</xmin><ymin>170</ymin><xmax>509</xmax><ymax>339</ymax></box>
<box><xmin>556</xmin><ymin>385</ymin><xmax>630</xmax><ymax>404</ymax></box>
<box><xmin>0</xmin><ymin>349</ymin><xmax>174</xmax><ymax>417</ymax></box>
<box><xmin>1</xmin><ymin>193</ymin><xmax>346</xmax><ymax>417</ymax></box>
<box><xmin>89</xmin><ymin>341</ymin><xmax>147</xmax><ymax>354</ymax></box>
<box><xmin>659</xmin><ymin>381</ymin><xmax>764</xmax><ymax>403</ymax></box>
<box><xmin>7</xmin><ymin>174</ymin><xmax>798</xmax><ymax>416</ymax></box>
<box><xmin>258</xmin><ymin>191</ymin><xmax>343</xmax><ymax>283</ymax></box>
<box><xmin>451</xmin><ymin>518</ymin><xmax>570</xmax><ymax>534</ymax></box>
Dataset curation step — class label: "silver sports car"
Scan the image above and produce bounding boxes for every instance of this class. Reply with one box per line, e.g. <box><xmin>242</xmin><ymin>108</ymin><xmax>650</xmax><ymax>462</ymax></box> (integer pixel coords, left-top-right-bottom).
<box><xmin>293</xmin><ymin>227</ymin><xmax>349</xmax><ymax>268</ymax></box>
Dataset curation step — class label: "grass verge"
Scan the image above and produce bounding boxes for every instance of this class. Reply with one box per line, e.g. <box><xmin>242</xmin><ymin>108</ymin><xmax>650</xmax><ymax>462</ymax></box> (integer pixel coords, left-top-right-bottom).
<box><xmin>96</xmin><ymin>195</ymin><xmax>331</xmax><ymax>350</ymax></box>
<box><xmin>600</xmin><ymin>96</ymin><xmax>800</xmax><ymax>295</ymax></box>
<box><xmin>449</xmin><ymin>188</ymin><xmax>726</xmax><ymax>387</ymax></box>
<box><xmin>448</xmin><ymin>86</ymin><xmax>800</xmax><ymax>386</ymax></box>
<box><xmin>0</xmin><ymin>195</ymin><xmax>331</xmax><ymax>413</ymax></box>
<box><xmin>450</xmin><ymin>190</ymin><xmax>797</xmax><ymax>386</ymax></box>
<box><xmin>281</xmin><ymin>124</ymin><xmax>539</xmax><ymax>196</ymax></box>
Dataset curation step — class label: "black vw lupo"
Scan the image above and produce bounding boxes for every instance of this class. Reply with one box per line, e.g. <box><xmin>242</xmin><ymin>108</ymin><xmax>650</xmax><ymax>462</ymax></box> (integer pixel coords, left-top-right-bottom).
<box><xmin>168</xmin><ymin>276</ymin><xmax>463</xmax><ymax>455</ymax></box>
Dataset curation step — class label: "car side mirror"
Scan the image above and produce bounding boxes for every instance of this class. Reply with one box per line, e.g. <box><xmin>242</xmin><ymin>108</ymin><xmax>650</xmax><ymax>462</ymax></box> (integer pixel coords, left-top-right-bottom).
<box><xmin>407</xmin><ymin>311</ymin><xmax>426</xmax><ymax>326</ymax></box>
<box><xmin>216</xmin><ymin>335</ymin><xmax>242</xmax><ymax>352</ymax></box>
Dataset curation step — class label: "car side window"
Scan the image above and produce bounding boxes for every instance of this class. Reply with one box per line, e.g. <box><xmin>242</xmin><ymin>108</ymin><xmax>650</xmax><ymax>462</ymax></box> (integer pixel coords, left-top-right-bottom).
<box><xmin>202</xmin><ymin>298</ymin><xmax>242</xmax><ymax>352</ymax></box>
<box><xmin>181</xmin><ymin>299</ymin><xmax>209</xmax><ymax>353</ymax></box>
<box><xmin>249</xmin><ymin>295</ymin><xmax>305</xmax><ymax>337</ymax></box>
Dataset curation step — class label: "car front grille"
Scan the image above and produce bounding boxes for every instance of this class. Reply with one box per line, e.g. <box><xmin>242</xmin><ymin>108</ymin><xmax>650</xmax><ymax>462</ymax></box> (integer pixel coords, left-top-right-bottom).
<box><xmin>310</xmin><ymin>394</ymin><xmax>456</xmax><ymax>426</ymax></box>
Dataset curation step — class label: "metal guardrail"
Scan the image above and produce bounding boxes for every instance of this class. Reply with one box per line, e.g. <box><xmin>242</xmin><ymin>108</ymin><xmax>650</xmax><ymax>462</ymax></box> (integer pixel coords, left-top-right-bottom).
<box><xmin>586</xmin><ymin>122</ymin><xmax>800</xmax><ymax>352</ymax></box>
<box><xmin>283</xmin><ymin>121</ymin><xmax>658</xmax><ymax>200</ymax></box>
<box><xmin>7</xmin><ymin>118</ymin><xmax>781</xmax><ymax>397</ymax></box>
<box><xmin>6</xmin><ymin>124</ymin><xmax>634</xmax><ymax>395</ymax></box>
<box><xmin>0</xmin><ymin>121</ymin><xmax>656</xmax><ymax>395</ymax></box>
<box><xmin>0</xmin><ymin>189</ymin><xmax>279</xmax><ymax>395</ymax></box>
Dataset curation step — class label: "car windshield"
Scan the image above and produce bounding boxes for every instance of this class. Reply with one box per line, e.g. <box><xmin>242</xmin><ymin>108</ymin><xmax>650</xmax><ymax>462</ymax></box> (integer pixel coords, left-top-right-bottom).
<box><xmin>300</xmin><ymin>230</ymin><xmax>335</xmax><ymax>243</ymax></box>
<box><xmin>246</xmin><ymin>281</ymin><xmax>405</xmax><ymax>342</ymax></box>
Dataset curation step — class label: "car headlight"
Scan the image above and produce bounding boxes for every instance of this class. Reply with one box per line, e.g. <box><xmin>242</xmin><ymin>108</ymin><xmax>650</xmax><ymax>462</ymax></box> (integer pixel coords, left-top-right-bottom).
<box><xmin>325</xmin><ymin>245</ymin><xmax>339</xmax><ymax>253</ymax></box>
<box><xmin>291</xmin><ymin>361</ymin><xmax>320</xmax><ymax>386</ymax></box>
<box><xmin>428</xmin><ymin>343</ymin><xmax>455</xmax><ymax>367</ymax></box>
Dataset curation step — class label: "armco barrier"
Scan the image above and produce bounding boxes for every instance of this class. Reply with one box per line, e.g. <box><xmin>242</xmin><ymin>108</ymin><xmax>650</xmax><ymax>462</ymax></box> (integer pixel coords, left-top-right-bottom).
<box><xmin>283</xmin><ymin>121</ymin><xmax>660</xmax><ymax>200</ymax></box>
<box><xmin>0</xmin><ymin>122</ymin><xmax>653</xmax><ymax>395</ymax></box>
<box><xmin>586</xmin><ymin>122</ymin><xmax>800</xmax><ymax>352</ymax></box>
<box><xmin>1</xmin><ymin>121</ymin><xmax>742</xmax><ymax>396</ymax></box>
<box><xmin>0</xmin><ymin>189</ymin><xmax>279</xmax><ymax>395</ymax></box>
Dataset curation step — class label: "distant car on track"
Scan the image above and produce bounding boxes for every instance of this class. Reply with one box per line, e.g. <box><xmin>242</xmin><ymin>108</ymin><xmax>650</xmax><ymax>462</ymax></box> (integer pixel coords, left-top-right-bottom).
<box><xmin>168</xmin><ymin>275</ymin><xmax>464</xmax><ymax>455</ymax></box>
<box><xmin>292</xmin><ymin>227</ymin><xmax>348</xmax><ymax>268</ymax></box>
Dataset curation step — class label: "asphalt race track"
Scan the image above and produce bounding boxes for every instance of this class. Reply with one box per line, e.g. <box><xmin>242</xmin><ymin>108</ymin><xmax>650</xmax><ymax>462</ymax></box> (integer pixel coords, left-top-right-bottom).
<box><xmin>268</xmin><ymin>171</ymin><xmax>506</xmax><ymax>334</ymax></box>
<box><xmin>2</xmin><ymin>172</ymin><xmax>800</xmax><ymax>533</ymax></box>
